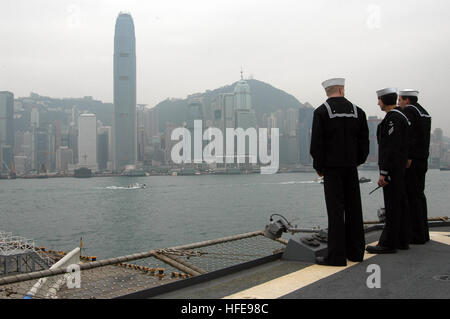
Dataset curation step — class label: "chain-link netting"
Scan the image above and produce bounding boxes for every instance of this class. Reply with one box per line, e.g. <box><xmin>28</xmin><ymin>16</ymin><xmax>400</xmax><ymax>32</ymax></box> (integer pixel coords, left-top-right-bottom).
<box><xmin>0</xmin><ymin>231</ymin><xmax>286</xmax><ymax>299</ymax></box>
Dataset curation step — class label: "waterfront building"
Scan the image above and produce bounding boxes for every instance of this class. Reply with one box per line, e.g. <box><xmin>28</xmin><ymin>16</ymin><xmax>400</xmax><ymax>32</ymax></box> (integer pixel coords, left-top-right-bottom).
<box><xmin>56</xmin><ymin>146</ymin><xmax>73</xmax><ymax>173</ymax></box>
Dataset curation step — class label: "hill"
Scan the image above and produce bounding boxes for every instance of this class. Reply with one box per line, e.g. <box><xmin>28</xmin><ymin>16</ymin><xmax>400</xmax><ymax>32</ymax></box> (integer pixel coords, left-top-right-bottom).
<box><xmin>154</xmin><ymin>79</ymin><xmax>309</xmax><ymax>132</ymax></box>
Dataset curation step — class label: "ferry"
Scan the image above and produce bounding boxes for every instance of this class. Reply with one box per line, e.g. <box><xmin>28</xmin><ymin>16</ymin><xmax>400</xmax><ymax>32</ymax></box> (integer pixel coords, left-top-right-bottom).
<box><xmin>74</xmin><ymin>167</ymin><xmax>92</xmax><ymax>178</ymax></box>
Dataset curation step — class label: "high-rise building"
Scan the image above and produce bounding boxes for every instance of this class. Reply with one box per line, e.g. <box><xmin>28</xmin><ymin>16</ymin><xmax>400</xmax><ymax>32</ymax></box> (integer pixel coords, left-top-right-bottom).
<box><xmin>56</xmin><ymin>146</ymin><xmax>73</xmax><ymax>173</ymax></box>
<box><xmin>212</xmin><ymin>93</ymin><xmax>232</xmax><ymax>132</ymax></box>
<box><xmin>78</xmin><ymin>113</ymin><xmax>97</xmax><ymax>170</ymax></box>
<box><xmin>298</xmin><ymin>107</ymin><xmax>314</xmax><ymax>165</ymax></box>
<box><xmin>0</xmin><ymin>91</ymin><xmax>14</xmax><ymax>172</ymax></box>
<box><xmin>30</xmin><ymin>107</ymin><xmax>39</xmax><ymax>128</ymax></box>
<box><xmin>234</xmin><ymin>78</ymin><xmax>256</xmax><ymax>130</ymax></box>
<box><xmin>286</xmin><ymin>108</ymin><xmax>298</xmax><ymax>137</ymax></box>
<box><xmin>97</xmin><ymin>126</ymin><xmax>113</xmax><ymax>171</ymax></box>
<box><xmin>211</xmin><ymin>93</ymin><xmax>234</xmax><ymax>161</ymax></box>
<box><xmin>33</xmin><ymin>127</ymin><xmax>49</xmax><ymax>173</ymax></box>
<box><xmin>280</xmin><ymin>135</ymin><xmax>300</xmax><ymax>164</ymax></box>
<box><xmin>164</xmin><ymin>122</ymin><xmax>178</xmax><ymax>165</ymax></box>
<box><xmin>367</xmin><ymin>116</ymin><xmax>382</xmax><ymax>164</ymax></box>
<box><xmin>233</xmin><ymin>76</ymin><xmax>257</xmax><ymax>165</ymax></box>
<box><xmin>146</xmin><ymin>107</ymin><xmax>160</xmax><ymax>140</ymax></box>
<box><xmin>97</xmin><ymin>131</ymin><xmax>109</xmax><ymax>171</ymax></box>
<box><xmin>113</xmin><ymin>12</ymin><xmax>137</xmax><ymax>171</ymax></box>
<box><xmin>137</xmin><ymin>105</ymin><xmax>146</xmax><ymax>162</ymax></box>
<box><xmin>187</xmin><ymin>98</ymin><xmax>204</xmax><ymax>164</ymax></box>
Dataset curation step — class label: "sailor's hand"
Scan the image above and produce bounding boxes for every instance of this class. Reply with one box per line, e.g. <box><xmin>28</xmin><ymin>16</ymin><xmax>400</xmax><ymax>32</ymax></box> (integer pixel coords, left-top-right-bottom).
<box><xmin>378</xmin><ymin>175</ymin><xmax>389</xmax><ymax>187</ymax></box>
<box><xmin>406</xmin><ymin>159</ymin><xmax>412</xmax><ymax>168</ymax></box>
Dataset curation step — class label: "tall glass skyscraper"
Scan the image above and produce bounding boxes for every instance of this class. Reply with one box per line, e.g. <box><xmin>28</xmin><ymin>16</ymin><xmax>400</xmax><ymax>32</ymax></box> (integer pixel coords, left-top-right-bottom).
<box><xmin>0</xmin><ymin>91</ymin><xmax>14</xmax><ymax>172</ymax></box>
<box><xmin>113</xmin><ymin>13</ymin><xmax>136</xmax><ymax>170</ymax></box>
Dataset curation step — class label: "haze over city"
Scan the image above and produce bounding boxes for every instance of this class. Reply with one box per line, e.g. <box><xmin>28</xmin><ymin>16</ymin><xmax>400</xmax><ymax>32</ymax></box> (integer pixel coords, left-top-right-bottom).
<box><xmin>1</xmin><ymin>0</ymin><xmax>450</xmax><ymax>132</ymax></box>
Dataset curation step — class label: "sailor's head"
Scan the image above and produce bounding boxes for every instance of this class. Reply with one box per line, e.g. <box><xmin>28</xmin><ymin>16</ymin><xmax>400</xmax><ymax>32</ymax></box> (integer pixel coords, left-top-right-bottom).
<box><xmin>398</xmin><ymin>89</ymin><xmax>419</xmax><ymax>108</ymax></box>
<box><xmin>322</xmin><ymin>78</ymin><xmax>345</xmax><ymax>98</ymax></box>
<box><xmin>376</xmin><ymin>88</ymin><xmax>398</xmax><ymax>112</ymax></box>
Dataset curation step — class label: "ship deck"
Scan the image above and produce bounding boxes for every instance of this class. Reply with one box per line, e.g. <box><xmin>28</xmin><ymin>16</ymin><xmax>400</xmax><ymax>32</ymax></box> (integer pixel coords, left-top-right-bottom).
<box><xmin>152</xmin><ymin>226</ymin><xmax>450</xmax><ymax>299</ymax></box>
<box><xmin>1</xmin><ymin>224</ymin><xmax>448</xmax><ymax>299</ymax></box>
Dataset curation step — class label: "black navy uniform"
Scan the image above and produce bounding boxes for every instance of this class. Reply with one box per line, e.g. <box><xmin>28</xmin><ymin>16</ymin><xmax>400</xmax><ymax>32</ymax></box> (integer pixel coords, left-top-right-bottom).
<box><xmin>403</xmin><ymin>103</ymin><xmax>431</xmax><ymax>243</ymax></box>
<box><xmin>377</xmin><ymin>107</ymin><xmax>411</xmax><ymax>249</ymax></box>
<box><xmin>310</xmin><ymin>97</ymin><xmax>369</xmax><ymax>266</ymax></box>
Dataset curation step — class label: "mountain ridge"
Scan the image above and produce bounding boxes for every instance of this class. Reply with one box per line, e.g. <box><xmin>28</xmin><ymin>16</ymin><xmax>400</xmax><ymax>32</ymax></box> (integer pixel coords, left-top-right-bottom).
<box><xmin>154</xmin><ymin>79</ymin><xmax>312</xmax><ymax>132</ymax></box>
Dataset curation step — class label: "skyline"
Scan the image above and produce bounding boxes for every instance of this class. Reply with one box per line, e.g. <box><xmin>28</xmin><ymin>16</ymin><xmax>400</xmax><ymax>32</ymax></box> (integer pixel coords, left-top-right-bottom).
<box><xmin>1</xmin><ymin>0</ymin><xmax>450</xmax><ymax>133</ymax></box>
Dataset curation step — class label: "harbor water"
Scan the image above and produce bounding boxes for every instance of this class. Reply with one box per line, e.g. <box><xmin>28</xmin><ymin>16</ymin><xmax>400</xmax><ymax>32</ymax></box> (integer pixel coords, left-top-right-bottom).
<box><xmin>1</xmin><ymin>170</ymin><xmax>448</xmax><ymax>259</ymax></box>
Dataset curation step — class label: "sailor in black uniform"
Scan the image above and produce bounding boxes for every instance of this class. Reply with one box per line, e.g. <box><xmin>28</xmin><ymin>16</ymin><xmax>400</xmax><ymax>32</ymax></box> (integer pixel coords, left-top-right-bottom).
<box><xmin>366</xmin><ymin>88</ymin><xmax>411</xmax><ymax>254</ymax></box>
<box><xmin>398</xmin><ymin>89</ymin><xmax>432</xmax><ymax>244</ymax></box>
<box><xmin>310</xmin><ymin>78</ymin><xmax>369</xmax><ymax>266</ymax></box>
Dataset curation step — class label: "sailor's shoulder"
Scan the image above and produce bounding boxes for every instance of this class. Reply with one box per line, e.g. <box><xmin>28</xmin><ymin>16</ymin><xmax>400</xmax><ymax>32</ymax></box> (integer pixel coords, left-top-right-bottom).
<box><xmin>384</xmin><ymin>111</ymin><xmax>400</xmax><ymax>123</ymax></box>
<box><xmin>354</xmin><ymin>105</ymin><xmax>367</xmax><ymax>116</ymax></box>
<box><xmin>313</xmin><ymin>104</ymin><xmax>328</xmax><ymax>115</ymax></box>
<box><xmin>415</xmin><ymin>103</ymin><xmax>431</xmax><ymax>117</ymax></box>
<box><xmin>403</xmin><ymin>105</ymin><xmax>417</xmax><ymax>116</ymax></box>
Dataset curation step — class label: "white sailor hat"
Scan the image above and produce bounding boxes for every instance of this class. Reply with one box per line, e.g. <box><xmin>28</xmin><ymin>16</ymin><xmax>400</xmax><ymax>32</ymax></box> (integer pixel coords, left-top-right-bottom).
<box><xmin>376</xmin><ymin>88</ymin><xmax>397</xmax><ymax>98</ymax></box>
<box><xmin>399</xmin><ymin>89</ymin><xmax>419</xmax><ymax>97</ymax></box>
<box><xmin>322</xmin><ymin>78</ymin><xmax>345</xmax><ymax>89</ymax></box>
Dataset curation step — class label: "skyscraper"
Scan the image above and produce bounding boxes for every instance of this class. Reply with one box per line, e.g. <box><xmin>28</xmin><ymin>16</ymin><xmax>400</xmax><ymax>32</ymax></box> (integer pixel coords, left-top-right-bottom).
<box><xmin>367</xmin><ymin>116</ymin><xmax>382</xmax><ymax>164</ymax></box>
<box><xmin>233</xmin><ymin>75</ymin><xmax>257</xmax><ymax>165</ymax></box>
<box><xmin>187</xmin><ymin>98</ymin><xmax>204</xmax><ymax>163</ymax></box>
<box><xmin>78</xmin><ymin>113</ymin><xmax>97</xmax><ymax>170</ymax></box>
<box><xmin>113</xmin><ymin>13</ymin><xmax>136</xmax><ymax>171</ymax></box>
<box><xmin>234</xmin><ymin>76</ymin><xmax>257</xmax><ymax>130</ymax></box>
<box><xmin>0</xmin><ymin>91</ymin><xmax>14</xmax><ymax>172</ymax></box>
<box><xmin>298</xmin><ymin>107</ymin><xmax>314</xmax><ymax>165</ymax></box>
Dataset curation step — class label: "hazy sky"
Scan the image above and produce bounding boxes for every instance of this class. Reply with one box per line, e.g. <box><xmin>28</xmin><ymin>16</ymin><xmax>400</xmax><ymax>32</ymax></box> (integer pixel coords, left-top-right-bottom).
<box><xmin>1</xmin><ymin>0</ymin><xmax>449</xmax><ymax>132</ymax></box>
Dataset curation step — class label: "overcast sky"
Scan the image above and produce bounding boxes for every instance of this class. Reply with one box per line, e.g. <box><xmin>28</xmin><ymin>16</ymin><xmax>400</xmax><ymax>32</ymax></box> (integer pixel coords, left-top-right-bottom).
<box><xmin>1</xmin><ymin>0</ymin><xmax>449</xmax><ymax>133</ymax></box>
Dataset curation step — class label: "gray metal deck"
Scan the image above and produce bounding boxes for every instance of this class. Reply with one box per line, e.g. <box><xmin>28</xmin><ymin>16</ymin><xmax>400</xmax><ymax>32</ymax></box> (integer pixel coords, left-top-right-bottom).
<box><xmin>1</xmin><ymin>224</ymin><xmax>448</xmax><ymax>299</ymax></box>
<box><xmin>152</xmin><ymin>226</ymin><xmax>450</xmax><ymax>299</ymax></box>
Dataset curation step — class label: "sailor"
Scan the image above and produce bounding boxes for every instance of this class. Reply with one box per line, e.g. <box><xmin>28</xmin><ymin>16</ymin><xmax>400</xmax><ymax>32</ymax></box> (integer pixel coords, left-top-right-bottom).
<box><xmin>366</xmin><ymin>88</ymin><xmax>411</xmax><ymax>254</ymax></box>
<box><xmin>398</xmin><ymin>89</ymin><xmax>432</xmax><ymax>244</ymax></box>
<box><xmin>310</xmin><ymin>78</ymin><xmax>369</xmax><ymax>266</ymax></box>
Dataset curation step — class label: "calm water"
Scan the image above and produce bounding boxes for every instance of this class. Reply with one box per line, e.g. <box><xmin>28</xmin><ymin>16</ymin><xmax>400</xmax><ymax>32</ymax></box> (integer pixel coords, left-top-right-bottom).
<box><xmin>1</xmin><ymin>170</ymin><xmax>448</xmax><ymax>259</ymax></box>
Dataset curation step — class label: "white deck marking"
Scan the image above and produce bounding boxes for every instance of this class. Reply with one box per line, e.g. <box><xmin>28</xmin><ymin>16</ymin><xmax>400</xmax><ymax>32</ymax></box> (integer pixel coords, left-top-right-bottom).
<box><xmin>224</xmin><ymin>241</ymin><xmax>378</xmax><ymax>299</ymax></box>
<box><xmin>429</xmin><ymin>231</ymin><xmax>450</xmax><ymax>246</ymax></box>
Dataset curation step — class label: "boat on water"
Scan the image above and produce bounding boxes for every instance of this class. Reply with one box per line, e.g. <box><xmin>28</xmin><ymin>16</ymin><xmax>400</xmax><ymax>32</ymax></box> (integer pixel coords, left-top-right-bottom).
<box><xmin>316</xmin><ymin>177</ymin><xmax>370</xmax><ymax>184</ymax></box>
<box><xmin>122</xmin><ymin>169</ymin><xmax>146</xmax><ymax>177</ymax></box>
<box><xmin>74</xmin><ymin>167</ymin><xmax>92</xmax><ymax>178</ymax></box>
<box><xmin>128</xmin><ymin>183</ymin><xmax>146</xmax><ymax>189</ymax></box>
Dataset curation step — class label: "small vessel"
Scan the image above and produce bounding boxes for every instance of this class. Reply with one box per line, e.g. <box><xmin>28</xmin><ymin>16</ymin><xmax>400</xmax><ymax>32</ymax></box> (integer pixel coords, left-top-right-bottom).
<box><xmin>121</xmin><ymin>169</ymin><xmax>146</xmax><ymax>177</ymax></box>
<box><xmin>128</xmin><ymin>183</ymin><xmax>146</xmax><ymax>189</ymax></box>
<box><xmin>74</xmin><ymin>167</ymin><xmax>92</xmax><ymax>178</ymax></box>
